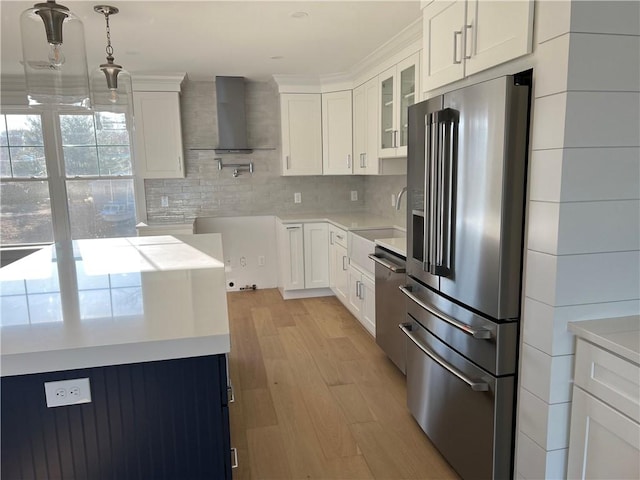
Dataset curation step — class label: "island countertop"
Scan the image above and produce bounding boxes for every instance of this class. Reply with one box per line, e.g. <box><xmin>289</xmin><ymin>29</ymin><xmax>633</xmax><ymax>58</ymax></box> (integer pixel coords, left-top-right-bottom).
<box><xmin>0</xmin><ymin>234</ymin><xmax>230</xmax><ymax>377</ymax></box>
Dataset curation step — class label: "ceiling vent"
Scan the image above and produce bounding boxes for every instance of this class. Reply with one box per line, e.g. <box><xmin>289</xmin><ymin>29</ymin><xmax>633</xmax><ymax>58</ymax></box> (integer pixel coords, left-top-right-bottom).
<box><xmin>215</xmin><ymin>76</ymin><xmax>253</xmax><ymax>154</ymax></box>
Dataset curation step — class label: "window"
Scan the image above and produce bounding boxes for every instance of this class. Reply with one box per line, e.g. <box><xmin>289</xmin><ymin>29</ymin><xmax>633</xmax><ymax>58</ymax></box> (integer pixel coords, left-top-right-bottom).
<box><xmin>0</xmin><ymin>111</ymin><xmax>137</xmax><ymax>246</ymax></box>
<box><xmin>0</xmin><ymin>114</ymin><xmax>54</xmax><ymax>244</ymax></box>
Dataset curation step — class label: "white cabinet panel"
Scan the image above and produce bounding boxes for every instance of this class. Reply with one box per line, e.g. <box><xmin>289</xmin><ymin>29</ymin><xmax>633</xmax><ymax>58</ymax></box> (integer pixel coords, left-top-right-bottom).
<box><xmin>422</xmin><ymin>0</ymin><xmax>533</xmax><ymax>92</ymax></box>
<box><xmin>422</xmin><ymin>0</ymin><xmax>466</xmax><ymax>90</ymax></box>
<box><xmin>464</xmin><ymin>0</ymin><xmax>534</xmax><ymax>76</ymax></box>
<box><xmin>277</xmin><ymin>222</ymin><xmax>305</xmax><ymax>290</ymax></box>
<box><xmin>567</xmin><ymin>388</ymin><xmax>640</xmax><ymax>480</ymax></box>
<box><xmin>329</xmin><ymin>225</ymin><xmax>349</xmax><ymax>304</ymax></box>
<box><xmin>280</xmin><ymin>94</ymin><xmax>322</xmax><ymax>176</ymax></box>
<box><xmin>360</xmin><ymin>274</ymin><xmax>375</xmax><ymax>336</ymax></box>
<box><xmin>347</xmin><ymin>264</ymin><xmax>363</xmax><ymax>319</ymax></box>
<box><xmin>346</xmin><ymin>263</ymin><xmax>376</xmax><ymax>337</ymax></box>
<box><xmin>353</xmin><ymin>78</ymin><xmax>379</xmax><ymax>174</ymax></box>
<box><xmin>133</xmin><ymin>91</ymin><xmax>184</xmax><ymax>178</ymax></box>
<box><xmin>303</xmin><ymin>223</ymin><xmax>329</xmax><ymax>288</ymax></box>
<box><xmin>322</xmin><ymin>91</ymin><xmax>353</xmax><ymax>175</ymax></box>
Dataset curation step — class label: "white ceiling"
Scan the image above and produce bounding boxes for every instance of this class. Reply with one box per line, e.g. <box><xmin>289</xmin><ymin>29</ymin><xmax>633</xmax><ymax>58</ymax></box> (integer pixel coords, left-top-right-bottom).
<box><xmin>1</xmin><ymin>0</ymin><xmax>422</xmax><ymax>81</ymax></box>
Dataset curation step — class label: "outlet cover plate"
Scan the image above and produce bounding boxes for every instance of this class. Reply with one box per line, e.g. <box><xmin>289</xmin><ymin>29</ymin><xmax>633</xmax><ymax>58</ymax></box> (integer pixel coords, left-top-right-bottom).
<box><xmin>44</xmin><ymin>378</ymin><xmax>92</xmax><ymax>407</ymax></box>
<box><xmin>351</xmin><ymin>190</ymin><xmax>358</xmax><ymax>201</ymax></box>
<box><xmin>294</xmin><ymin>192</ymin><xmax>302</xmax><ymax>204</ymax></box>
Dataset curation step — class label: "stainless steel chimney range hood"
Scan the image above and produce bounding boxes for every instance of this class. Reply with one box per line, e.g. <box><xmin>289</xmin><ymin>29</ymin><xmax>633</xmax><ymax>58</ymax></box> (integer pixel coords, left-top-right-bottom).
<box><xmin>215</xmin><ymin>76</ymin><xmax>253</xmax><ymax>154</ymax></box>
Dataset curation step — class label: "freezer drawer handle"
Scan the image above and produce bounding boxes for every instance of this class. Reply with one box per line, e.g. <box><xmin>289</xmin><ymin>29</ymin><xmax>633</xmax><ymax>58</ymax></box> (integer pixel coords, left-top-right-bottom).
<box><xmin>398</xmin><ymin>285</ymin><xmax>491</xmax><ymax>339</ymax></box>
<box><xmin>368</xmin><ymin>254</ymin><xmax>406</xmax><ymax>273</ymax></box>
<box><xmin>399</xmin><ymin>323</ymin><xmax>489</xmax><ymax>392</ymax></box>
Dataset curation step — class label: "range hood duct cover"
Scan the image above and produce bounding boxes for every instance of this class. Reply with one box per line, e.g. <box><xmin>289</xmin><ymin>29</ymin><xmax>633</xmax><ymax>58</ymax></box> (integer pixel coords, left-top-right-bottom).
<box><xmin>215</xmin><ymin>76</ymin><xmax>253</xmax><ymax>154</ymax></box>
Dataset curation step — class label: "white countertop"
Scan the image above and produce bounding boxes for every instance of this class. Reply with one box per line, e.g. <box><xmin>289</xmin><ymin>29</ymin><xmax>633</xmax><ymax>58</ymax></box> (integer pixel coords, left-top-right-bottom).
<box><xmin>276</xmin><ymin>212</ymin><xmax>405</xmax><ymax>232</ymax></box>
<box><xmin>0</xmin><ymin>234</ymin><xmax>230</xmax><ymax>376</ymax></box>
<box><xmin>568</xmin><ymin>315</ymin><xmax>640</xmax><ymax>365</ymax></box>
<box><xmin>375</xmin><ymin>237</ymin><xmax>407</xmax><ymax>258</ymax></box>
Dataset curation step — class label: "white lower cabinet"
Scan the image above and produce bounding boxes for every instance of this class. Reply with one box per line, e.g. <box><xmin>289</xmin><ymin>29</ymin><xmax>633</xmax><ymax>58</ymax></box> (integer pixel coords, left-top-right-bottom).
<box><xmin>303</xmin><ymin>223</ymin><xmax>329</xmax><ymax>289</ymax></box>
<box><xmin>567</xmin><ymin>336</ymin><xmax>640</xmax><ymax>479</ymax></box>
<box><xmin>276</xmin><ymin>221</ymin><xmax>329</xmax><ymax>294</ymax></box>
<box><xmin>568</xmin><ymin>388</ymin><xmax>639</xmax><ymax>480</ymax></box>
<box><xmin>277</xmin><ymin>222</ymin><xmax>305</xmax><ymax>291</ymax></box>
<box><xmin>329</xmin><ymin>226</ymin><xmax>349</xmax><ymax>304</ymax></box>
<box><xmin>346</xmin><ymin>263</ymin><xmax>375</xmax><ymax>337</ymax></box>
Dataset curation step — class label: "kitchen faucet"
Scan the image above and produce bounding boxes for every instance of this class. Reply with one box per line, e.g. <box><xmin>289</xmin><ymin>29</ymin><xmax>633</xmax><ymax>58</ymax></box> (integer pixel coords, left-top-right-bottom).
<box><xmin>396</xmin><ymin>186</ymin><xmax>407</xmax><ymax>211</ymax></box>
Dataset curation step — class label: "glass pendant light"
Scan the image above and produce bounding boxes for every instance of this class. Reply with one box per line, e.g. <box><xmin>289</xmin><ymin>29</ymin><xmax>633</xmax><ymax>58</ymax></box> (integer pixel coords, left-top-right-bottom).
<box><xmin>20</xmin><ymin>0</ymin><xmax>91</xmax><ymax>108</ymax></box>
<box><xmin>91</xmin><ymin>5</ymin><xmax>132</xmax><ymax>113</ymax></box>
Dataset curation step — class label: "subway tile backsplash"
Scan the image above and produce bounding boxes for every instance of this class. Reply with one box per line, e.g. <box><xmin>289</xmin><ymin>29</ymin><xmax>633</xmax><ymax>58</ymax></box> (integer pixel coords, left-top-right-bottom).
<box><xmin>144</xmin><ymin>78</ymin><xmax>404</xmax><ymax>223</ymax></box>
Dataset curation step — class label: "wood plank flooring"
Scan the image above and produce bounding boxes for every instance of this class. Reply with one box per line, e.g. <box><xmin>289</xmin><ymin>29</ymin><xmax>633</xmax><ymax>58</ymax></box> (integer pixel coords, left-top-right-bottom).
<box><xmin>227</xmin><ymin>289</ymin><xmax>459</xmax><ymax>480</ymax></box>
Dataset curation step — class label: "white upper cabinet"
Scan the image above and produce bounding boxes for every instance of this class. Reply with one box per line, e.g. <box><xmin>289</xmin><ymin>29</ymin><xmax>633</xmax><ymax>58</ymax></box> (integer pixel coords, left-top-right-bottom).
<box><xmin>133</xmin><ymin>91</ymin><xmax>185</xmax><ymax>178</ymax></box>
<box><xmin>322</xmin><ymin>90</ymin><xmax>353</xmax><ymax>175</ymax></box>
<box><xmin>378</xmin><ymin>52</ymin><xmax>420</xmax><ymax>159</ymax></box>
<box><xmin>353</xmin><ymin>77</ymin><xmax>379</xmax><ymax>174</ymax></box>
<box><xmin>422</xmin><ymin>0</ymin><xmax>534</xmax><ymax>92</ymax></box>
<box><xmin>280</xmin><ymin>94</ymin><xmax>323</xmax><ymax>176</ymax></box>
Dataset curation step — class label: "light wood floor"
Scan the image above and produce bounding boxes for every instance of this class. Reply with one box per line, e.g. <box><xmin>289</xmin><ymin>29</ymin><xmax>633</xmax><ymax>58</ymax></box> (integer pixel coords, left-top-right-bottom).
<box><xmin>226</xmin><ymin>289</ymin><xmax>458</xmax><ymax>480</ymax></box>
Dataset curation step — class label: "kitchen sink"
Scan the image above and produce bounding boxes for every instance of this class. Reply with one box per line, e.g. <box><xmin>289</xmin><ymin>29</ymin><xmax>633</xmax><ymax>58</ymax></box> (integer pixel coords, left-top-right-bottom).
<box><xmin>348</xmin><ymin>228</ymin><xmax>406</xmax><ymax>275</ymax></box>
<box><xmin>350</xmin><ymin>228</ymin><xmax>405</xmax><ymax>242</ymax></box>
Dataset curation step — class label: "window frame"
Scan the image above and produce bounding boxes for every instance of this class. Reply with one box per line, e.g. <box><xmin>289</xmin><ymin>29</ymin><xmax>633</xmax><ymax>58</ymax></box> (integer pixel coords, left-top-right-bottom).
<box><xmin>0</xmin><ymin>106</ymin><xmax>142</xmax><ymax>246</ymax></box>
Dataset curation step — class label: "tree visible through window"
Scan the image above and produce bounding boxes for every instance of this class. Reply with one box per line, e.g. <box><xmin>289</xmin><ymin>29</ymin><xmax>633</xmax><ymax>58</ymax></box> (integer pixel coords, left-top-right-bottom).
<box><xmin>0</xmin><ymin>111</ymin><xmax>136</xmax><ymax>246</ymax></box>
<box><xmin>0</xmin><ymin>114</ymin><xmax>53</xmax><ymax>244</ymax></box>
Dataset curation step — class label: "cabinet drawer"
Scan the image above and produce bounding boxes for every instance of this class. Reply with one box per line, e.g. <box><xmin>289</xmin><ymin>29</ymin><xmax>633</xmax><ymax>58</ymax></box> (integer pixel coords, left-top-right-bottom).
<box><xmin>329</xmin><ymin>226</ymin><xmax>347</xmax><ymax>248</ymax></box>
<box><xmin>574</xmin><ymin>338</ymin><xmax>640</xmax><ymax>423</ymax></box>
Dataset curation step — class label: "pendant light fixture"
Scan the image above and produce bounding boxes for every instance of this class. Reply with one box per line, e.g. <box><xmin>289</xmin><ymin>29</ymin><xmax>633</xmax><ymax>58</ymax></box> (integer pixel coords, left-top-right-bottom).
<box><xmin>20</xmin><ymin>0</ymin><xmax>91</xmax><ymax>107</ymax></box>
<box><xmin>91</xmin><ymin>5</ymin><xmax>132</xmax><ymax>112</ymax></box>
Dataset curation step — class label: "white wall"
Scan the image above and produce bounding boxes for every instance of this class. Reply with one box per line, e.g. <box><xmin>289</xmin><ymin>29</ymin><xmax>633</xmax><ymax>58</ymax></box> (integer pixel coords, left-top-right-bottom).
<box><xmin>516</xmin><ymin>1</ymin><xmax>640</xmax><ymax>478</ymax></box>
<box><xmin>195</xmin><ymin>216</ymin><xmax>278</xmax><ymax>291</ymax></box>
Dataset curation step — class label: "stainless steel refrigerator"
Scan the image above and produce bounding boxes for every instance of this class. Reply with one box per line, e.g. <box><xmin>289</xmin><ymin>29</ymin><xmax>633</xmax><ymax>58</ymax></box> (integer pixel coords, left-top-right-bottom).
<box><xmin>402</xmin><ymin>73</ymin><xmax>531</xmax><ymax>479</ymax></box>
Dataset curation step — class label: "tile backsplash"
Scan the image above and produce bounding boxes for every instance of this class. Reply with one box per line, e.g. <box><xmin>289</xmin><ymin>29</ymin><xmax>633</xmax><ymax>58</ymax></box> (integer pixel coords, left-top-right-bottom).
<box><xmin>144</xmin><ymin>78</ymin><xmax>406</xmax><ymax>224</ymax></box>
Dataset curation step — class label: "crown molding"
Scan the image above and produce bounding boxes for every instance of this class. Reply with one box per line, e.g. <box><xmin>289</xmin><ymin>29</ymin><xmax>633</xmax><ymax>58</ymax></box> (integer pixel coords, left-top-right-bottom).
<box><xmin>131</xmin><ymin>73</ymin><xmax>186</xmax><ymax>92</ymax></box>
<box><xmin>350</xmin><ymin>18</ymin><xmax>422</xmax><ymax>83</ymax></box>
<box><xmin>273</xmin><ymin>16</ymin><xmax>422</xmax><ymax>94</ymax></box>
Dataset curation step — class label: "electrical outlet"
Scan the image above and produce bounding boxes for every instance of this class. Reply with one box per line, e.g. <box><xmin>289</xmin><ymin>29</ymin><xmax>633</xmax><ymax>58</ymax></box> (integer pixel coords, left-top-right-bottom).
<box><xmin>240</xmin><ymin>256</ymin><xmax>247</xmax><ymax>267</ymax></box>
<box><xmin>351</xmin><ymin>190</ymin><xmax>358</xmax><ymax>201</ymax></box>
<box><xmin>160</xmin><ymin>195</ymin><xmax>169</xmax><ymax>207</ymax></box>
<box><xmin>294</xmin><ymin>192</ymin><xmax>302</xmax><ymax>204</ymax></box>
<box><xmin>258</xmin><ymin>255</ymin><xmax>266</xmax><ymax>266</ymax></box>
<box><xmin>391</xmin><ymin>194</ymin><xmax>396</xmax><ymax>207</ymax></box>
<box><xmin>45</xmin><ymin>378</ymin><xmax>91</xmax><ymax>408</ymax></box>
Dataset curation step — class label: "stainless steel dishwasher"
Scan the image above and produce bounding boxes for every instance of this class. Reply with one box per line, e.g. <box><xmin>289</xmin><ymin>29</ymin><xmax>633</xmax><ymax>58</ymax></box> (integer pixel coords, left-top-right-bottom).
<box><xmin>368</xmin><ymin>246</ymin><xmax>407</xmax><ymax>373</ymax></box>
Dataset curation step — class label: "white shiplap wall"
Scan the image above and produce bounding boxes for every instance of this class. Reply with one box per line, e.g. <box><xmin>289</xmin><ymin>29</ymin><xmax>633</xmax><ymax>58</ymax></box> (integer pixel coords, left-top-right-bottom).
<box><xmin>516</xmin><ymin>1</ymin><xmax>640</xmax><ymax>478</ymax></box>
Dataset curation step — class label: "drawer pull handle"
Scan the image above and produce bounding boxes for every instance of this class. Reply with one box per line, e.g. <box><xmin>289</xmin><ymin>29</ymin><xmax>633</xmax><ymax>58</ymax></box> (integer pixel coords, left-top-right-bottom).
<box><xmin>399</xmin><ymin>286</ymin><xmax>491</xmax><ymax>339</ymax></box>
<box><xmin>231</xmin><ymin>447</ymin><xmax>238</xmax><ymax>469</ymax></box>
<box><xmin>399</xmin><ymin>323</ymin><xmax>488</xmax><ymax>392</ymax></box>
<box><xmin>227</xmin><ymin>384</ymin><xmax>235</xmax><ymax>403</ymax></box>
<box><xmin>368</xmin><ymin>254</ymin><xmax>406</xmax><ymax>273</ymax></box>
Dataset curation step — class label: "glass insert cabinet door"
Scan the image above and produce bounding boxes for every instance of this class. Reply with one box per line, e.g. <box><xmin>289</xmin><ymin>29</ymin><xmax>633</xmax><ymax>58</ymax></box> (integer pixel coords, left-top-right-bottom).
<box><xmin>380</xmin><ymin>74</ymin><xmax>394</xmax><ymax>151</ymax></box>
<box><xmin>400</xmin><ymin>63</ymin><xmax>416</xmax><ymax>148</ymax></box>
<box><xmin>378</xmin><ymin>52</ymin><xmax>419</xmax><ymax>159</ymax></box>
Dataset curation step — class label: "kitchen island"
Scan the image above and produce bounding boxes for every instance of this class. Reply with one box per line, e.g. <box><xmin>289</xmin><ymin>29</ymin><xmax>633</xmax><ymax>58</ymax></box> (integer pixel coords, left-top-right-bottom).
<box><xmin>0</xmin><ymin>234</ymin><xmax>233</xmax><ymax>479</ymax></box>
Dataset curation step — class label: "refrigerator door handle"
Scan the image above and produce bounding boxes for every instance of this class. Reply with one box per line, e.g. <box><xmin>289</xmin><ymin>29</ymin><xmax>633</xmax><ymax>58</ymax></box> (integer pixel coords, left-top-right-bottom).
<box><xmin>422</xmin><ymin>114</ymin><xmax>432</xmax><ymax>271</ymax></box>
<box><xmin>428</xmin><ymin>114</ymin><xmax>439</xmax><ymax>273</ymax></box>
<box><xmin>399</xmin><ymin>323</ymin><xmax>489</xmax><ymax>391</ymax></box>
<box><xmin>431</xmin><ymin>108</ymin><xmax>456</xmax><ymax>277</ymax></box>
<box><xmin>399</xmin><ymin>285</ymin><xmax>491</xmax><ymax>339</ymax></box>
